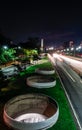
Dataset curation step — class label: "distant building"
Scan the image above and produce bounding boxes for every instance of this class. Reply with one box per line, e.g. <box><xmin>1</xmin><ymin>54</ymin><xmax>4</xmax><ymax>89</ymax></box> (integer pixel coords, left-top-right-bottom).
<box><xmin>69</xmin><ymin>41</ymin><xmax>74</xmax><ymax>47</ymax></box>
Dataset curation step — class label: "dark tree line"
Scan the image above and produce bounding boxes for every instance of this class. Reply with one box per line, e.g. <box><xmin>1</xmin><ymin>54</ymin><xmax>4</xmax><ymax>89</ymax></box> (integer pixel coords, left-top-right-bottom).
<box><xmin>19</xmin><ymin>37</ymin><xmax>41</xmax><ymax>50</ymax></box>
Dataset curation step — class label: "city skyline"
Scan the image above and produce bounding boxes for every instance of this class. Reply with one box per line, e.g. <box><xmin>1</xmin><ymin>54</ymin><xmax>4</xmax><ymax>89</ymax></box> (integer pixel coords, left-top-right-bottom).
<box><xmin>0</xmin><ymin>1</ymin><xmax>82</xmax><ymax>46</ymax></box>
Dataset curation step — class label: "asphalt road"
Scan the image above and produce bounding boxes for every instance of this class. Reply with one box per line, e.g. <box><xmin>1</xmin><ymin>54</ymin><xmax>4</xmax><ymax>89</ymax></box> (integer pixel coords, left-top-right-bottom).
<box><xmin>48</xmin><ymin>54</ymin><xmax>82</xmax><ymax>130</ymax></box>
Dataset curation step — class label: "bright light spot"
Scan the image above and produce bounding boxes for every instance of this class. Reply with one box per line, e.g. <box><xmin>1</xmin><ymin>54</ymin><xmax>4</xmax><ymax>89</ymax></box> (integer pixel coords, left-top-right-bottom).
<box><xmin>71</xmin><ymin>47</ymin><xmax>74</xmax><ymax>51</ymax></box>
<box><xmin>76</xmin><ymin>46</ymin><xmax>82</xmax><ymax>50</ymax></box>
<box><xmin>67</xmin><ymin>48</ymin><xmax>69</xmax><ymax>51</ymax></box>
<box><xmin>53</xmin><ymin>53</ymin><xmax>63</xmax><ymax>61</ymax></box>
<box><xmin>15</xmin><ymin>113</ymin><xmax>47</xmax><ymax>123</ymax></box>
<box><xmin>3</xmin><ymin>45</ymin><xmax>8</xmax><ymax>49</ymax></box>
<box><xmin>46</xmin><ymin>47</ymin><xmax>54</xmax><ymax>50</ymax></box>
<box><xmin>76</xmin><ymin>47</ymin><xmax>79</xmax><ymax>50</ymax></box>
<box><xmin>53</xmin><ymin>53</ymin><xmax>59</xmax><ymax>58</ymax></box>
<box><xmin>48</xmin><ymin>47</ymin><xmax>54</xmax><ymax>50</ymax></box>
<box><xmin>78</xmin><ymin>46</ymin><xmax>81</xmax><ymax>49</ymax></box>
<box><xmin>18</xmin><ymin>46</ymin><xmax>21</xmax><ymax>49</ymax></box>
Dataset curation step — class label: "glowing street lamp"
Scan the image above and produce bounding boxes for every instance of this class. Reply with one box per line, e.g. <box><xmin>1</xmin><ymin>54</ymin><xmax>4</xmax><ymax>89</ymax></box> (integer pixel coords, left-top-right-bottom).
<box><xmin>67</xmin><ymin>48</ymin><xmax>69</xmax><ymax>51</ymax></box>
<box><xmin>3</xmin><ymin>45</ymin><xmax>8</xmax><ymax>49</ymax></box>
<box><xmin>18</xmin><ymin>46</ymin><xmax>21</xmax><ymax>49</ymax></box>
<box><xmin>71</xmin><ymin>47</ymin><xmax>74</xmax><ymax>51</ymax></box>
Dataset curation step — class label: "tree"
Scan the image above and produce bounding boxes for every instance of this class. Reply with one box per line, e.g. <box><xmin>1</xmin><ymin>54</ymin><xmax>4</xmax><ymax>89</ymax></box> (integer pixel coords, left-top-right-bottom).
<box><xmin>19</xmin><ymin>37</ymin><xmax>40</xmax><ymax>50</ymax></box>
<box><xmin>0</xmin><ymin>47</ymin><xmax>16</xmax><ymax>64</ymax></box>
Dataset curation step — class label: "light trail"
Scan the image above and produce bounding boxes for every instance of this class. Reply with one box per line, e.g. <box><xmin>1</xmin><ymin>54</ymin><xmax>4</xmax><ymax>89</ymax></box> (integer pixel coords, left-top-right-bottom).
<box><xmin>59</xmin><ymin>55</ymin><xmax>82</xmax><ymax>71</ymax></box>
<box><xmin>49</xmin><ymin>53</ymin><xmax>82</xmax><ymax>130</ymax></box>
<box><xmin>53</xmin><ymin>54</ymin><xmax>82</xmax><ymax>76</ymax></box>
<box><xmin>62</xmin><ymin>67</ymin><xmax>76</xmax><ymax>82</ymax></box>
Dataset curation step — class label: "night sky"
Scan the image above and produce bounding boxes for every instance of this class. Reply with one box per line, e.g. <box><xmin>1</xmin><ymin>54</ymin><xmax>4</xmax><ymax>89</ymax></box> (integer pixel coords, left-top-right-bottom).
<box><xmin>0</xmin><ymin>1</ymin><xmax>82</xmax><ymax>47</ymax></box>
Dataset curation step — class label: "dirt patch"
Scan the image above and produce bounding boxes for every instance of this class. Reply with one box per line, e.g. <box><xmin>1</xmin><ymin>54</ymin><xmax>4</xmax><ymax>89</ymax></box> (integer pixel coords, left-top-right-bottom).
<box><xmin>43</xmin><ymin>103</ymin><xmax>57</xmax><ymax>117</ymax></box>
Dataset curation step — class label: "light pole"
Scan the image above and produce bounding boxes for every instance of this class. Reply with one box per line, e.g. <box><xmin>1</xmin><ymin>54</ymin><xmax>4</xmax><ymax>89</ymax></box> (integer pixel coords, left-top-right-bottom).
<box><xmin>3</xmin><ymin>45</ymin><xmax>8</xmax><ymax>50</ymax></box>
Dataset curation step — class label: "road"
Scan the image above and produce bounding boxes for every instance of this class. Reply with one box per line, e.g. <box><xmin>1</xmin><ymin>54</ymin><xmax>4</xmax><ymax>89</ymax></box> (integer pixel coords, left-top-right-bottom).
<box><xmin>48</xmin><ymin>54</ymin><xmax>82</xmax><ymax>130</ymax></box>
<box><xmin>59</xmin><ymin>55</ymin><xmax>82</xmax><ymax>76</ymax></box>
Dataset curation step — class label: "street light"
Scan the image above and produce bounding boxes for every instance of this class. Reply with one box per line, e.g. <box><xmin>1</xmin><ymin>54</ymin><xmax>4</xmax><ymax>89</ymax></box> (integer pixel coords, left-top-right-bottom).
<box><xmin>3</xmin><ymin>45</ymin><xmax>8</xmax><ymax>49</ymax></box>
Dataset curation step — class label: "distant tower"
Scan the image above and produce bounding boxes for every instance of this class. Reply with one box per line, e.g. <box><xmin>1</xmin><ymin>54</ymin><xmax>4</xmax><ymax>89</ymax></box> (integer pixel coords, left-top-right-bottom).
<box><xmin>40</xmin><ymin>38</ymin><xmax>44</xmax><ymax>52</ymax></box>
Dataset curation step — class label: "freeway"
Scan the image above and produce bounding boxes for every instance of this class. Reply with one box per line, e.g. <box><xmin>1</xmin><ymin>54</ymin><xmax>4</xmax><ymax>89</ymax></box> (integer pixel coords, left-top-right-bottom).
<box><xmin>48</xmin><ymin>54</ymin><xmax>82</xmax><ymax>130</ymax></box>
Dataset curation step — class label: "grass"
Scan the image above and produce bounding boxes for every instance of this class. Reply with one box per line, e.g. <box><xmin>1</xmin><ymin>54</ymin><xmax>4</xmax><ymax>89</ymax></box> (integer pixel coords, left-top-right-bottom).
<box><xmin>0</xmin><ymin>59</ymin><xmax>77</xmax><ymax>130</ymax></box>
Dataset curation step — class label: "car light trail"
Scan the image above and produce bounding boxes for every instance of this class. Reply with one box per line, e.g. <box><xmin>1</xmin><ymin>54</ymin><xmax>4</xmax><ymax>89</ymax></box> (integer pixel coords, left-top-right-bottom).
<box><xmin>62</xmin><ymin>67</ymin><xmax>76</xmax><ymax>82</ymax></box>
<box><xmin>59</xmin><ymin>55</ymin><xmax>82</xmax><ymax>71</ymax></box>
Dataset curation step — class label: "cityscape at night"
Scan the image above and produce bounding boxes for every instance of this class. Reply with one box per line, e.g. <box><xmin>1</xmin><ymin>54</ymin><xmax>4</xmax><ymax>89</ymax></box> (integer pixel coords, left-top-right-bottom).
<box><xmin>0</xmin><ymin>1</ymin><xmax>82</xmax><ymax>46</ymax></box>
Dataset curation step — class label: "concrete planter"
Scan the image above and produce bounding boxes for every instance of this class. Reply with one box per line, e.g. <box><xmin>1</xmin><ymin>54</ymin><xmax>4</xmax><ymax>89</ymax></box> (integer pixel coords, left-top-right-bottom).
<box><xmin>35</xmin><ymin>68</ymin><xmax>55</xmax><ymax>75</ymax></box>
<box><xmin>1</xmin><ymin>65</ymin><xmax>18</xmax><ymax>77</ymax></box>
<box><xmin>26</xmin><ymin>76</ymin><xmax>56</xmax><ymax>88</ymax></box>
<box><xmin>3</xmin><ymin>93</ymin><xmax>59</xmax><ymax>130</ymax></box>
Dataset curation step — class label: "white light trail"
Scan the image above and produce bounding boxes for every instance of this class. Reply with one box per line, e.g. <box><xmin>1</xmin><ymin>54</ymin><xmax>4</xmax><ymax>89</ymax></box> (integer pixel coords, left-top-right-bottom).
<box><xmin>62</xmin><ymin>67</ymin><xmax>76</xmax><ymax>82</ymax></box>
<box><xmin>58</xmin><ymin>55</ymin><xmax>82</xmax><ymax>73</ymax></box>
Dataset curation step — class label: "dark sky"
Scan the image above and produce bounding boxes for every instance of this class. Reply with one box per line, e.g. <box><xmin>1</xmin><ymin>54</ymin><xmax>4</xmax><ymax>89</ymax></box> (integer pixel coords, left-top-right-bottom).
<box><xmin>0</xmin><ymin>1</ymin><xmax>82</xmax><ymax>47</ymax></box>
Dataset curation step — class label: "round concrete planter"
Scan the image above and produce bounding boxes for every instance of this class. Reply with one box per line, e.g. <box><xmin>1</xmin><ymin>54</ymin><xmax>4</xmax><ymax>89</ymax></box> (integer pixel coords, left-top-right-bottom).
<box><xmin>35</xmin><ymin>68</ymin><xmax>55</xmax><ymax>75</ymax></box>
<box><xmin>3</xmin><ymin>93</ymin><xmax>59</xmax><ymax>130</ymax></box>
<box><xmin>2</xmin><ymin>65</ymin><xmax>17</xmax><ymax>73</ymax></box>
<box><xmin>2</xmin><ymin>65</ymin><xmax>18</xmax><ymax>77</ymax></box>
<box><xmin>26</xmin><ymin>75</ymin><xmax>56</xmax><ymax>88</ymax></box>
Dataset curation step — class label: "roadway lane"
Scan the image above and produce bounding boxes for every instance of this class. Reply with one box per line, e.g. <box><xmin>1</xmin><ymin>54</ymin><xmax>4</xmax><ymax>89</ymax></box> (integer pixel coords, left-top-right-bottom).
<box><xmin>56</xmin><ymin>59</ymin><xmax>82</xmax><ymax>130</ymax></box>
<box><xmin>48</xmin><ymin>54</ymin><xmax>82</xmax><ymax>130</ymax></box>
